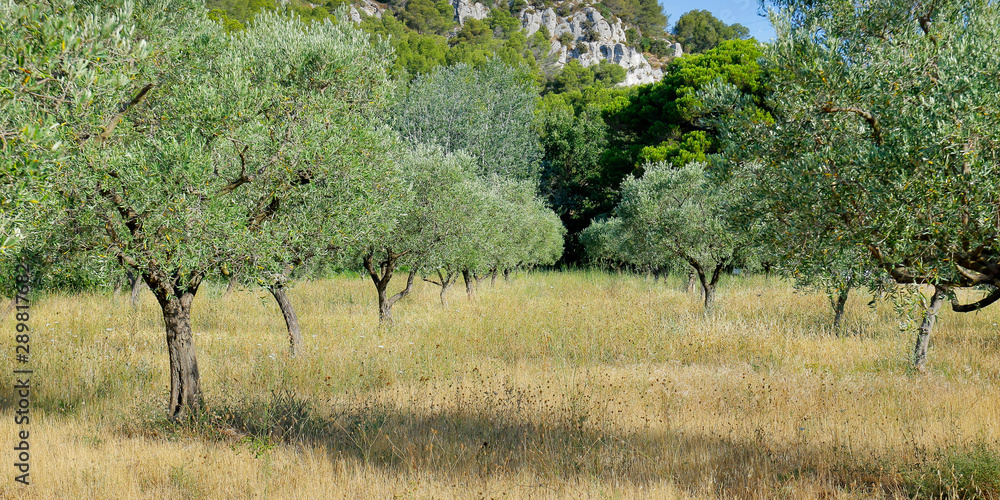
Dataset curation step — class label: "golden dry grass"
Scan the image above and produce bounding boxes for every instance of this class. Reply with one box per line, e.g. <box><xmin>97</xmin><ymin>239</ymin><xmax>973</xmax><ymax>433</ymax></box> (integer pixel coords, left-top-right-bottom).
<box><xmin>1</xmin><ymin>271</ymin><xmax>999</xmax><ymax>499</ymax></box>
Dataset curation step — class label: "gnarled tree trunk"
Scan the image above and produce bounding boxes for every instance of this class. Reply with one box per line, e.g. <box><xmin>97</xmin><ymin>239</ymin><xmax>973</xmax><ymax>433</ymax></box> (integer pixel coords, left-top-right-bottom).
<box><xmin>829</xmin><ymin>285</ymin><xmax>851</xmax><ymax>332</ymax></box>
<box><xmin>423</xmin><ymin>269</ymin><xmax>456</xmax><ymax>307</ymax></box>
<box><xmin>462</xmin><ymin>269</ymin><xmax>476</xmax><ymax>300</ymax></box>
<box><xmin>148</xmin><ymin>274</ymin><xmax>203</xmax><ymax>421</ymax></box>
<box><xmin>690</xmin><ymin>260</ymin><xmax>724</xmax><ymax>311</ymax></box>
<box><xmin>364</xmin><ymin>248</ymin><xmax>417</xmax><ymax>324</ymax></box>
<box><xmin>914</xmin><ymin>286</ymin><xmax>945</xmax><ymax>372</ymax></box>
<box><xmin>269</xmin><ymin>284</ymin><xmax>302</xmax><ymax>356</ymax></box>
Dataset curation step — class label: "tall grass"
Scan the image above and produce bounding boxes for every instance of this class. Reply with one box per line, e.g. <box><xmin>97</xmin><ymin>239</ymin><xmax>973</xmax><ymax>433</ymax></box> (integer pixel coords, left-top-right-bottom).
<box><xmin>1</xmin><ymin>271</ymin><xmax>998</xmax><ymax>498</ymax></box>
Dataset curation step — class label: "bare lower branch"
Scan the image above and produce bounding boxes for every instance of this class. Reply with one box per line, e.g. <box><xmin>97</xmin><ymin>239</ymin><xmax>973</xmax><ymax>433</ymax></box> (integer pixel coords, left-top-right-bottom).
<box><xmin>951</xmin><ymin>287</ymin><xmax>1000</xmax><ymax>313</ymax></box>
<box><xmin>220</xmin><ymin>141</ymin><xmax>254</xmax><ymax>194</ymax></box>
<box><xmin>96</xmin><ymin>181</ymin><xmax>142</xmax><ymax>236</ymax></box>
<box><xmin>95</xmin><ymin>83</ymin><xmax>153</xmax><ymax>146</ymax></box>
<box><xmin>820</xmin><ymin>104</ymin><xmax>883</xmax><ymax>145</ymax></box>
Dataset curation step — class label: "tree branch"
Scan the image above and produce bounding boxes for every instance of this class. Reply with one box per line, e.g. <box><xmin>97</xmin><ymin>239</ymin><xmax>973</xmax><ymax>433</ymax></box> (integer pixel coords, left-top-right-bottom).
<box><xmin>219</xmin><ymin>141</ymin><xmax>254</xmax><ymax>195</ymax></box>
<box><xmin>820</xmin><ymin>104</ymin><xmax>883</xmax><ymax>145</ymax></box>
<box><xmin>96</xmin><ymin>180</ymin><xmax>142</xmax><ymax>237</ymax></box>
<box><xmin>94</xmin><ymin>83</ymin><xmax>153</xmax><ymax>146</ymax></box>
<box><xmin>386</xmin><ymin>268</ymin><xmax>418</xmax><ymax>308</ymax></box>
<box><xmin>951</xmin><ymin>287</ymin><xmax>1000</xmax><ymax>313</ymax></box>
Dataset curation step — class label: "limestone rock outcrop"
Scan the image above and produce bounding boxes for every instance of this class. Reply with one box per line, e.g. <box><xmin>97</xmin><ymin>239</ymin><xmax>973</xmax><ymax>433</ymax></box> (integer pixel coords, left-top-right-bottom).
<box><xmin>452</xmin><ymin>0</ymin><xmax>490</xmax><ymax>24</ymax></box>
<box><xmin>516</xmin><ymin>2</ymin><xmax>669</xmax><ymax>86</ymax></box>
<box><xmin>350</xmin><ymin>0</ymin><xmax>386</xmax><ymax>23</ymax></box>
<box><xmin>347</xmin><ymin>0</ymin><xmax>677</xmax><ymax>86</ymax></box>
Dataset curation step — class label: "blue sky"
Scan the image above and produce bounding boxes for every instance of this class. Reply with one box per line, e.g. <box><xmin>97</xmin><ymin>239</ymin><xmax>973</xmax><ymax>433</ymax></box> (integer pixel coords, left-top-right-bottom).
<box><xmin>660</xmin><ymin>0</ymin><xmax>777</xmax><ymax>42</ymax></box>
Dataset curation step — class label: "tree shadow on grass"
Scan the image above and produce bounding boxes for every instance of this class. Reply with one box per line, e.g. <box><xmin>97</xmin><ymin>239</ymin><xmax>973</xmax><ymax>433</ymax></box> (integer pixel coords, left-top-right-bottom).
<box><xmin>118</xmin><ymin>388</ymin><xmax>917</xmax><ymax>498</ymax></box>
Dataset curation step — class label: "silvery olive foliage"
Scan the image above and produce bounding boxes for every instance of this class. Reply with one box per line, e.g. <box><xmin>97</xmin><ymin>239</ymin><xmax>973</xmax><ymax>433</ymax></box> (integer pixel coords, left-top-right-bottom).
<box><xmin>583</xmin><ymin>161</ymin><xmax>754</xmax><ymax>309</ymax></box>
<box><xmin>723</xmin><ymin>0</ymin><xmax>1000</xmax><ymax>305</ymax></box>
<box><xmin>1</xmin><ymin>0</ymin><xmax>151</xmax><ymax>254</ymax></box>
<box><xmin>428</xmin><ymin>178</ymin><xmax>564</xmax><ymax>278</ymax></box>
<box><xmin>36</xmin><ymin>7</ymin><xmax>397</xmax><ymax>290</ymax></box>
<box><xmin>389</xmin><ymin>57</ymin><xmax>562</xmax><ymax>293</ymax></box>
<box><xmin>11</xmin><ymin>0</ymin><xmax>398</xmax><ymax>417</ymax></box>
<box><xmin>700</xmin><ymin>0</ymin><xmax>1000</xmax><ymax>366</ymax></box>
<box><xmin>360</xmin><ymin>144</ymin><xmax>488</xmax><ymax>322</ymax></box>
<box><xmin>391</xmin><ymin>59</ymin><xmax>543</xmax><ymax>183</ymax></box>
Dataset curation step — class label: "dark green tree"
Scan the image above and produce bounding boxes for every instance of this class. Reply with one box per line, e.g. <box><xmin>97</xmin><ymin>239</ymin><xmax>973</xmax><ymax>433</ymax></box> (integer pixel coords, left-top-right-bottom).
<box><xmin>401</xmin><ymin>0</ymin><xmax>454</xmax><ymax>35</ymax></box>
<box><xmin>672</xmin><ymin>9</ymin><xmax>750</xmax><ymax>53</ymax></box>
<box><xmin>636</xmin><ymin>0</ymin><xmax>669</xmax><ymax>35</ymax></box>
<box><xmin>604</xmin><ymin>39</ymin><xmax>765</xmax><ymax>170</ymax></box>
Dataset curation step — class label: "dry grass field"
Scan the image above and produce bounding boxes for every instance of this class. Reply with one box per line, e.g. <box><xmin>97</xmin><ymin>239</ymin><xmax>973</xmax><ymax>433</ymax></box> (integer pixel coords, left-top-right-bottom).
<box><xmin>1</xmin><ymin>271</ymin><xmax>999</xmax><ymax>499</ymax></box>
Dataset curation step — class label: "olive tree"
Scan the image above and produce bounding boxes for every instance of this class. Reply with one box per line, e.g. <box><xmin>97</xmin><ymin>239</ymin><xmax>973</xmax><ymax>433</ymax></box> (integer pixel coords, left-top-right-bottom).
<box><xmin>222</xmin><ymin>12</ymin><xmax>399</xmax><ymax>356</ymax></box>
<box><xmin>581</xmin><ymin>217</ymin><xmax>678</xmax><ymax>278</ymax></box>
<box><xmin>418</xmin><ymin>177</ymin><xmax>563</xmax><ymax>304</ymax></box>
<box><xmin>416</xmin><ymin>169</ymin><xmax>498</xmax><ymax>306</ymax></box>
<box><xmin>390</xmin><ymin>58</ymin><xmax>561</xmax><ymax>298</ymax></box>
<box><xmin>27</xmin><ymin>4</ymin><xmax>395</xmax><ymax>419</ymax></box>
<box><xmin>391</xmin><ymin>58</ymin><xmax>542</xmax><ymax>183</ymax></box>
<box><xmin>486</xmin><ymin>180</ymin><xmax>565</xmax><ymax>276</ymax></box>
<box><xmin>720</xmin><ymin>0</ymin><xmax>1000</xmax><ymax>369</ymax></box>
<box><xmin>361</xmin><ymin>145</ymin><xmax>489</xmax><ymax>323</ymax></box>
<box><xmin>587</xmin><ymin>161</ymin><xmax>752</xmax><ymax>310</ymax></box>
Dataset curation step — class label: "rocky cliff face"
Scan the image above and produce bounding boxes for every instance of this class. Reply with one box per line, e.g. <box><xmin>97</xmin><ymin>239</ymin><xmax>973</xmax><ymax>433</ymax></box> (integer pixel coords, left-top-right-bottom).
<box><xmin>517</xmin><ymin>4</ymin><xmax>667</xmax><ymax>85</ymax></box>
<box><xmin>349</xmin><ymin>0</ymin><xmax>678</xmax><ymax>86</ymax></box>
<box><xmin>451</xmin><ymin>0</ymin><xmax>490</xmax><ymax>24</ymax></box>
<box><xmin>349</xmin><ymin>0</ymin><xmax>386</xmax><ymax>23</ymax></box>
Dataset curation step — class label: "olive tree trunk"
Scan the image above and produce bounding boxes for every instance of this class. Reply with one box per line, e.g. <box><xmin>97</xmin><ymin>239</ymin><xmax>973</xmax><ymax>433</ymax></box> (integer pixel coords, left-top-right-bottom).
<box><xmin>914</xmin><ymin>286</ymin><xmax>945</xmax><ymax>372</ymax></box>
<box><xmin>364</xmin><ymin>248</ymin><xmax>417</xmax><ymax>324</ymax></box>
<box><xmin>268</xmin><ymin>284</ymin><xmax>302</xmax><ymax>355</ymax></box>
<box><xmin>423</xmin><ymin>269</ymin><xmax>456</xmax><ymax>307</ymax></box>
<box><xmin>462</xmin><ymin>269</ymin><xmax>476</xmax><ymax>300</ymax></box>
<box><xmin>148</xmin><ymin>274</ymin><xmax>203</xmax><ymax>421</ymax></box>
<box><xmin>128</xmin><ymin>269</ymin><xmax>145</xmax><ymax>306</ymax></box>
<box><xmin>686</xmin><ymin>268</ymin><xmax>698</xmax><ymax>295</ymax></box>
<box><xmin>690</xmin><ymin>260</ymin><xmax>724</xmax><ymax>311</ymax></box>
<box><xmin>829</xmin><ymin>286</ymin><xmax>851</xmax><ymax>331</ymax></box>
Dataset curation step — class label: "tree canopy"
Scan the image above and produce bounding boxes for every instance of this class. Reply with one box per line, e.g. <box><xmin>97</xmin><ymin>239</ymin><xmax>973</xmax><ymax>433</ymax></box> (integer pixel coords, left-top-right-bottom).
<box><xmin>392</xmin><ymin>59</ymin><xmax>542</xmax><ymax>182</ymax></box>
<box><xmin>714</xmin><ymin>0</ymin><xmax>1000</xmax><ymax>368</ymax></box>
<box><xmin>671</xmin><ymin>9</ymin><xmax>750</xmax><ymax>54</ymax></box>
<box><xmin>583</xmin><ymin>161</ymin><xmax>754</xmax><ymax>309</ymax></box>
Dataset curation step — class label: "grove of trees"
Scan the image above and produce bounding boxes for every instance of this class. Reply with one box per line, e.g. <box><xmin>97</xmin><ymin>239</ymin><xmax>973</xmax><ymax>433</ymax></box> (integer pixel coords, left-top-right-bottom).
<box><xmin>3</xmin><ymin>0</ymin><xmax>564</xmax><ymax>419</ymax></box>
<box><xmin>6</xmin><ymin>0</ymin><xmax>1000</xmax><ymax>419</ymax></box>
<box><xmin>708</xmin><ymin>0</ymin><xmax>1000</xmax><ymax>370</ymax></box>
